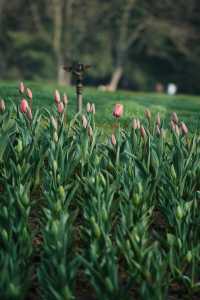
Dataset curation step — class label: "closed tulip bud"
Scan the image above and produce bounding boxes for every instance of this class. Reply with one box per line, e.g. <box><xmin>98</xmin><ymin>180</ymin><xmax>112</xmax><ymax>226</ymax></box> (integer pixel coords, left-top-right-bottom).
<box><xmin>105</xmin><ymin>277</ymin><xmax>114</xmax><ymax>293</ymax></box>
<box><xmin>0</xmin><ymin>99</ymin><xmax>5</xmax><ymax>112</ymax></box>
<box><xmin>51</xmin><ymin>116</ymin><xmax>58</xmax><ymax>131</ymax></box>
<box><xmin>63</xmin><ymin>93</ymin><xmax>68</xmax><ymax>105</ymax></box>
<box><xmin>16</xmin><ymin>139</ymin><xmax>23</xmax><ymax>153</ymax></box>
<box><xmin>53</xmin><ymin>160</ymin><xmax>58</xmax><ymax>173</ymax></box>
<box><xmin>113</xmin><ymin>103</ymin><xmax>123</xmax><ymax>118</ymax></box>
<box><xmin>2</xmin><ymin>229</ymin><xmax>8</xmax><ymax>242</ymax></box>
<box><xmin>111</xmin><ymin>134</ymin><xmax>116</xmax><ymax>146</ymax></box>
<box><xmin>91</xmin><ymin>103</ymin><xmax>95</xmax><ymax>114</ymax></box>
<box><xmin>58</xmin><ymin>185</ymin><xmax>65</xmax><ymax>200</ymax></box>
<box><xmin>26</xmin><ymin>107</ymin><xmax>32</xmax><ymax>120</ymax></box>
<box><xmin>132</xmin><ymin>118</ymin><xmax>138</xmax><ymax>130</ymax></box>
<box><xmin>91</xmin><ymin>217</ymin><xmax>101</xmax><ymax>239</ymax></box>
<box><xmin>20</xmin><ymin>99</ymin><xmax>28</xmax><ymax>113</ymax></box>
<box><xmin>172</xmin><ymin>112</ymin><xmax>179</xmax><ymax>124</ymax></box>
<box><xmin>26</xmin><ymin>88</ymin><xmax>32</xmax><ymax>99</ymax></box>
<box><xmin>88</xmin><ymin>125</ymin><xmax>93</xmax><ymax>137</ymax></box>
<box><xmin>53</xmin><ymin>131</ymin><xmax>58</xmax><ymax>143</ymax></box>
<box><xmin>140</xmin><ymin>125</ymin><xmax>146</xmax><ymax>139</ymax></box>
<box><xmin>186</xmin><ymin>251</ymin><xmax>192</xmax><ymax>263</ymax></box>
<box><xmin>171</xmin><ymin>164</ymin><xmax>177</xmax><ymax>179</ymax></box>
<box><xmin>156</xmin><ymin>112</ymin><xmax>161</xmax><ymax>127</ymax></box>
<box><xmin>52</xmin><ymin>220</ymin><xmax>59</xmax><ymax>235</ymax></box>
<box><xmin>19</xmin><ymin>81</ymin><xmax>25</xmax><ymax>94</ymax></box>
<box><xmin>144</xmin><ymin>109</ymin><xmax>151</xmax><ymax>121</ymax></box>
<box><xmin>137</xmin><ymin>119</ymin><xmax>140</xmax><ymax>129</ymax></box>
<box><xmin>180</xmin><ymin>122</ymin><xmax>188</xmax><ymax>135</ymax></box>
<box><xmin>86</xmin><ymin>102</ymin><xmax>91</xmax><ymax>112</ymax></box>
<box><xmin>57</xmin><ymin>102</ymin><xmax>64</xmax><ymax>113</ymax></box>
<box><xmin>176</xmin><ymin>205</ymin><xmax>184</xmax><ymax>220</ymax></box>
<box><xmin>82</xmin><ymin>115</ymin><xmax>88</xmax><ymax>128</ymax></box>
<box><xmin>54</xmin><ymin>89</ymin><xmax>61</xmax><ymax>103</ymax></box>
<box><xmin>175</xmin><ymin>124</ymin><xmax>180</xmax><ymax>136</ymax></box>
<box><xmin>132</xmin><ymin>193</ymin><xmax>140</xmax><ymax>206</ymax></box>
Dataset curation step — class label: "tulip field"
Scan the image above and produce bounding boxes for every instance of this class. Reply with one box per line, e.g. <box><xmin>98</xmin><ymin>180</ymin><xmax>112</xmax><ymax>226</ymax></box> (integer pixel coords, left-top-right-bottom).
<box><xmin>0</xmin><ymin>82</ymin><xmax>200</xmax><ymax>300</ymax></box>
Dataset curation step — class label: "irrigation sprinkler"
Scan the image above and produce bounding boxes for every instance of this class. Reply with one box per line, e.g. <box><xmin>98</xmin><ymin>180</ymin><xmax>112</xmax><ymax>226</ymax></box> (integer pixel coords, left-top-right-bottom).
<box><xmin>64</xmin><ymin>61</ymin><xmax>91</xmax><ymax>113</ymax></box>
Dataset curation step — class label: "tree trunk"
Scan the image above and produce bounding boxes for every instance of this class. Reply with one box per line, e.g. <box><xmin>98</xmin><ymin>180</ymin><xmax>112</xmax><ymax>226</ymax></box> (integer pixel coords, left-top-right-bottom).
<box><xmin>57</xmin><ymin>63</ymin><xmax>71</xmax><ymax>86</ymax></box>
<box><xmin>107</xmin><ymin>66</ymin><xmax>123</xmax><ymax>91</ymax></box>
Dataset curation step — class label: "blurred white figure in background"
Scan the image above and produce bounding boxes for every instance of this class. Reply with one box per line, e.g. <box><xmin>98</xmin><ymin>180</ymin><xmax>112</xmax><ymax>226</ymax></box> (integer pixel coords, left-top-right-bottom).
<box><xmin>167</xmin><ymin>83</ymin><xmax>177</xmax><ymax>95</ymax></box>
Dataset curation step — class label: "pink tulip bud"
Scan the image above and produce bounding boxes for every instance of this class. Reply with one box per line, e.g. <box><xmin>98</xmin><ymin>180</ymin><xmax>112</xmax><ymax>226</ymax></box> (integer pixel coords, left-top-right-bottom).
<box><xmin>19</xmin><ymin>82</ymin><xmax>25</xmax><ymax>94</ymax></box>
<box><xmin>144</xmin><ymin>109</ymin><xmax>151</xmax><ymax>121</ymax></box>
<box><xmin>0</xmin><ymin>99</ymin><xmax>5</xmax><ymax>112</ymax></box>
<box><xmin>140</xmin><ymin>126</ymin><xmax>146</xmax><ymax>139</ymax></box>
<box><xmin>63</xmin><ymin>93</ymin><xmax>68</xmax><ymax>105</ymax></box>
<box><xmin>20</xmin><ymin>99</ymin><xmax>28</xmax><ymax>113</ymax></box>
<box><xmin>180</xmin><ymin>122</ymin><xmax>188</xmax><ymax>135</ymax></box>
<box><xmin>54</xmin><ymin>90</ymin><xmax>61</xmax><ymax>104</ymax></box>
<box><xmin>91</xmin><ymin>103</ymin><xmax>96</xmax><ymax>114</ymax></box>
<box><xmin>57</xmin><ymin>102</ymin><xmax>64</xmax><ymax>113</ymax></box>
<box><xmin>26</xmin><ymin>107</ymin><xmax>32</xmax><ymax>120</ymax></box>
<box><xmin>111</xmin><ymin>134</ymin><xmax>116</xmax><ymax>146</ymax></box>
<box><xmin>88</xmin><ymin>125</ymin><xmax>93</xmax><ymax>137</ymax></box>
<box><xmin>132</xmin><ymin>118</ymin><xmax>138</xmax><ymax>130</ymax></box>
<box><xmin>26</xmin><ymin>88</ymin><xmax>32</xmax><ymax>100</ymax></box>
<box><xmin>86</xmin><ymin>102</ymin><xmax>91</xmax><ymax>113</ymax></box>
<box><xmin>113</xmin><ymin>103</ymin><xmax>123</xmax><ymax>118</ymax></box>
<box><xmin>156</xmin><ymin>113</ymin><xmax>161</xmax><ymax>127</ymax></box>
<box><xmin>172</xmin><ymin>112</ymin><xmax>179</xmax><ymax>124</ymax></box>
<box><xmin>137</xmin><ymin>119</ymin><xmax>141</xmax><ymax>129</ymax></box>
<box><xmin>82</xmin><ymin>115</ymin><xmax>88</xmax><ymax>128</ymax></box>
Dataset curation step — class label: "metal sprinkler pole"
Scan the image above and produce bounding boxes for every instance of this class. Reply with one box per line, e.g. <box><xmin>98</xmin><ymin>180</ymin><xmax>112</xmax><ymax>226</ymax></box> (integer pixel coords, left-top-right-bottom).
<box><xmin>64</xmin><ymin>62</ymin><xmax>91</xmax><ymax>113</ymax></box>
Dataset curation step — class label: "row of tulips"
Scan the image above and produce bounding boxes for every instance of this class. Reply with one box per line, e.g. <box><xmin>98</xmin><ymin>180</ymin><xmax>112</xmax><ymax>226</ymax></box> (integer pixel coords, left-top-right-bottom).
<box><xmin>0</xmin><ymin>83</ymin><xmax>200</xmax><ymax>300</ymax></box>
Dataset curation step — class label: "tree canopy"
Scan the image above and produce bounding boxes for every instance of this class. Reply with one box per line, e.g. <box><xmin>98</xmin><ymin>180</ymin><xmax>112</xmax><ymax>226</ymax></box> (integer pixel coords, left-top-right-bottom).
<box><xmin>0</xmin><ymin>0</ymin><xmax>199</xmax><ymax>93</ymax></box>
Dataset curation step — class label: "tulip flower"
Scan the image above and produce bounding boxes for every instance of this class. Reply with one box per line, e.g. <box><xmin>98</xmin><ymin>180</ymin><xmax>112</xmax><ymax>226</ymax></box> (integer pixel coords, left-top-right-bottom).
<box><xmin>0</xmin><ymin>99</ymin><xmax>5</xmax><ymax>112</ymax></box>
<box><xmin>63</xmin><ymin>93</ymin><xmax>68</xmax><ymax>105</ymax></box>
<box><xmin>113</xmin><ymin>103</ymin><xmax>123</xmax><ymax>118</ymax></box>
<box><xmin>132</xmin><ymin>118</ymin><xmax>138</xmax><ymax>130</ymax></box>
<box><xmin>144</xmin><ymin>109</ymin><xmax>151</xmax><ymax>121</ymax></box>
<box><xmin>136</xmin><ymin>119</ymin><xmax>141</xmax><ymax>129</ymax></box>
<box><xmin>26</xmin><ymin>107</ymin><xmax>32</xmax><ymax>120</ymax></box>
<box><xmin>91</xmin><ymin>103</ymin><xmax>96</xmax><ymax>114</ymax></box>
<box><xmin>51</xmin><ymin>116</ymin><xmax>58</xmax><ymax>131</ymax></box>
<box><xmin>172</xmin><ymin>112</ymin><xmax>179</xmax><ymax>124</ymax></box>
<box><xmin>54</xmin><ymin>90</ymin><xmax>61</xmax><ymax>104</ymax></box>
<box><xmin>180</xmin><ymin>122</ymin><xmax>188</xmax><ymax>135</ymax></box>
<box><xmin>82</xmin><ymin>115</ymin><xmax>88</xmax><ymax>128</ymax></box>
<box><xmin>86</xmin><ymin>102</ymin><xmax>91</xmax><ymax>113</ymax></box>
<box><xmin>175</xmin><ymin>124</ymin><xmax>180</xmax><ymax>136</ymax></box>
<box><xmin>27</xmin><ymin>88</ymin><xmax>32</xmax><ymax>100</ymax></box>
<box><xmin>57</xmin><ymin>102</ymin><xmax>64</xmax><ymax>113</ymax></box>
<box><xmin>20</xmin><ymin>99</ymin><xmax>28</xmax><ymax>113</ymax></box>
<box><xmin>88</xmin><ymin>125</ymin><xmax>93</xmax><ymax>137</ymax></box>
<box><xmin>111</xmin><ymin>134</ymin><xmax>116</xmax><ymax>146</ymax></box>
<box><xmin>19</xmin><ymin>82</ymin><xmax>25</xmax><ymax>94</ymax></box>
<box><xmin>140</xmin><ymin>125</ymin><xmax>146</xmax><ymax>139</ymax></box>
<box><xmin>156</xmin><ymin>113</ymin><xmax>161</xmax><ymax>127</ymax></box>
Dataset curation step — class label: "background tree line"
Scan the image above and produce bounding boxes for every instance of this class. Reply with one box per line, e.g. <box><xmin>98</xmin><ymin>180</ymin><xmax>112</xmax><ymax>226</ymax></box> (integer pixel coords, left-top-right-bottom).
<box><xmin>0</xmin><ymin>0</ymin><xmax>199</xmax><ymax>93</ymax></box>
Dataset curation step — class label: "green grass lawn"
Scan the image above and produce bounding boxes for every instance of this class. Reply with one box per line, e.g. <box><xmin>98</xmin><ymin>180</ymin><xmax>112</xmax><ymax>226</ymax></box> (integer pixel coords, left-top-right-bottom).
<box><xmin>1</xmin><ymin>80</ymin><xmax>200</xmax><ymax>131</ymax></box>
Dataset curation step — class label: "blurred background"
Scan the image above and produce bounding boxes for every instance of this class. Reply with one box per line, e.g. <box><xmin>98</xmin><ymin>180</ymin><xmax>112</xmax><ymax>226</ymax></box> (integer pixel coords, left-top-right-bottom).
<box><xmin>0</xmin><ymin>0</ymin><xmax>199</xmax><ymax>94</ymax></box>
